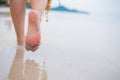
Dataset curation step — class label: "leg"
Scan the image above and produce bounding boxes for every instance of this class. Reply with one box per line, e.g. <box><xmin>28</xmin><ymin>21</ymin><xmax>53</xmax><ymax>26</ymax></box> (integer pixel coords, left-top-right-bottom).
<box><xmin>31</xmin><ymin>0</ymin><xmax>47</xmax><ymax>16</ymax></box>
<box><xmin>25</xmin><ymin>0</ymin><xmax>47</xmax><ymax>51</ymax></box>
<box><xmin>9</xmin><ymin>0</ymin><xmax>26</xmax><ymax>45</ymax></box>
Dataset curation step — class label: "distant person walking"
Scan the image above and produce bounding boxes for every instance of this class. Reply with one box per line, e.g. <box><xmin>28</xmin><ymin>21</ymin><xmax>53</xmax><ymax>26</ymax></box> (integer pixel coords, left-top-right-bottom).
<box><xmin>9</xmin><ymin>0</ymin><xmax>51</xmax><ymax>52</ymax></box>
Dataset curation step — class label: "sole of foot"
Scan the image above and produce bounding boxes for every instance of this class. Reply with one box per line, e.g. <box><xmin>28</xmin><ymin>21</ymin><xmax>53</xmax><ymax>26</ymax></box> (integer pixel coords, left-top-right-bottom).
<box><xmin>25</xmin><ymin>10</ymin><xmax>41</xmax><ymax>52</ymax></box>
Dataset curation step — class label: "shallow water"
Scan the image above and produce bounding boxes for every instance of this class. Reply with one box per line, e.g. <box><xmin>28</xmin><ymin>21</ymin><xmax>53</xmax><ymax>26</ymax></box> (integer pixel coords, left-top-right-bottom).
<box><xmin>0</xmin><ymin>8</ymin><xmax>120</xmax><ymax>80</ymax></box>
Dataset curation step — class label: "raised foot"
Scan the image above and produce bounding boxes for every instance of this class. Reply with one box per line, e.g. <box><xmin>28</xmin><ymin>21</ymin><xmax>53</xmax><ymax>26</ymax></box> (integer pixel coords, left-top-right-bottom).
<box><xmin>25</xmin><ymin>10</ymin><xmax>41</xmax><ymax>52</ymax></box>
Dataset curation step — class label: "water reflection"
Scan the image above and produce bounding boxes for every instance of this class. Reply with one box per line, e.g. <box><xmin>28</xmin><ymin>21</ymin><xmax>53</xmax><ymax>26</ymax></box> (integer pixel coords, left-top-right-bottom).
<box><xmin>24</xmin><ymin>59</ymin><xmax>40</xmax><ymax>80</ymax></box>
<box><xmin>41</xmin><ymin>61</ymin><xmax>48</xmax><ymax>80</ymax></box>
<box><xmin>8</xmin><ymin>46</ymin><xmax>25</xmax><ymax>80</ymax></box>
<box><xmin>8</xmin><ymin>46</ymin><xmax>48</xmax><ymax>80</ymax></box>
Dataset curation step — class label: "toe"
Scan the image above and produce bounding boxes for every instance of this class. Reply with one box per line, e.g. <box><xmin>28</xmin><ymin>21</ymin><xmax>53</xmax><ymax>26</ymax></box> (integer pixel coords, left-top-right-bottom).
<box><xmin>25</xmin><ymin>45</ymin><xmax>31</xmax><ymax>51</ymax></box>
<box><xmin>25</xmin><ymin>43</ymin><xmax>32</xmax><ymax>51</ymax></box>
<box><xmin>31</xmin><ymin>42</ymin><xmax>40</xmax><ymax>52</ymax></box>
<box><xmin>31</xmin><ymin>46</ymin><xmax>39</xmax><ymax>52</ymax></box>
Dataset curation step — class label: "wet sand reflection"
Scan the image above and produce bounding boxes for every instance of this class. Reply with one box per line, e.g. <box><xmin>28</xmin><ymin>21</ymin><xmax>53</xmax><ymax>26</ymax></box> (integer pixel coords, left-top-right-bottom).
<box><xmin>8</xmin><ymin>46</ymin><xmax>48</xmax><ymax>80</ymax></box>
<box><xmin>8</xmin><ymin>46</ymin><xmax>24</xmax><ymax>80</ymax></box>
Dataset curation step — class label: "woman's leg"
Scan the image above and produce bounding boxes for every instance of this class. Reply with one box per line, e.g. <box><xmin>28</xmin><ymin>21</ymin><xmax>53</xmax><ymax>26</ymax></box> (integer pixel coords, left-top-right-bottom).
<box><xmin>31</xmin><ymin>0</ymin><xmax>47</xmax><ymax>16</ymax></box>
<box><xmin>9</xmin><ymin>0</ymin><xmax>26</xmax><ymax>45</ymax></box>
<box><xmin>25</xmin><ymin>0</ymin><xmax>47</xmax><ymax>51</ymax></box>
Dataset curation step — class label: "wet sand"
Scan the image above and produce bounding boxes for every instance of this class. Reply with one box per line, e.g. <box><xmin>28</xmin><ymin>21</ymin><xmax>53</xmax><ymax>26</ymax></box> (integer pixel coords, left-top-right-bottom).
<box><xmin>0</xmin><ymin>8</ymin><xmax>120</xmax><ymax>80</ymax></box>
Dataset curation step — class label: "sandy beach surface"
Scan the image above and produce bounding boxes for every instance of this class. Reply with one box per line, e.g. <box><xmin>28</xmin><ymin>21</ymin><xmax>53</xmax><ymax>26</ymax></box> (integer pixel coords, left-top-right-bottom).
<box><xmin>0</xmin><ymin>7</ymin><xmax>120</xmax><ymax>80</ymax></box>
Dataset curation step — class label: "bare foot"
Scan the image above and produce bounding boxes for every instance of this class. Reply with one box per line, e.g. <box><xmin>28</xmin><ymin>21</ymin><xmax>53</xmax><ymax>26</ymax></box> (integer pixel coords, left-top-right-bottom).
<box><xmin>25</xmin><ymin>10</ymin><xmax>41</xmax><ymax>52</ymax></box>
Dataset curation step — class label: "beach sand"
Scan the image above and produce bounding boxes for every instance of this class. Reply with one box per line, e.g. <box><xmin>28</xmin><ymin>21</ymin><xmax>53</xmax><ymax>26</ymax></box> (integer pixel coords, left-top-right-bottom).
<box><xmin>0</xmin><ymin>9</ymin><xmax>120</xmax><ymax>80</ymax></box>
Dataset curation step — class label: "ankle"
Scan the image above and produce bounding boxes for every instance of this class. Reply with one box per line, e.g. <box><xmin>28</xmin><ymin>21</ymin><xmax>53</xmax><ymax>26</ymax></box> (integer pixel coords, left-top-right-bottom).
<box><xmin>30</xmin><ymin>9</ymin><xmax>42</xmax><ymax>21</ymax></box>
<box><xmin>17</xmin><ymin>39</ymin><xmax>25</xmax><ymax>46</ymax></box>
